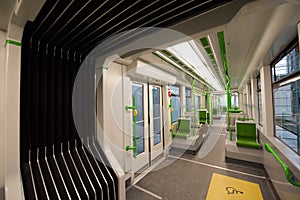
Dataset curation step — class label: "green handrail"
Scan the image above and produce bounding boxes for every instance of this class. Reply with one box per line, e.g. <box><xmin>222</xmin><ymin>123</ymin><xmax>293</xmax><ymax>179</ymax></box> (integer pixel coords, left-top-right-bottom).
<box><xmin>264</xmin><ymin>143</ymin><xmax>300</xmax><ymax>187</ymax></box>
<box><xmin>125</xmin><ymin>97</ymin><xmax>137</xmax><ymax>158</ymax></box>
<box><xmin>208</xmin><ymin>93</ymin><xmax>211</xmax><ymax>125</ymax></box>
<box><xmin>169</xmin><ymin>99</ymin><xmax>175</xmax><ymax>138</ymax></box>
<box><xmin>218</xmin><ymin>31</ymin><xmax>232</xmax><ymax>141</ymax></box>
<box><xmin>6</xmin><ymin>39</ymin><xmax>22</xmax><ymax>47</ymax></box>
<box><xmin>192</xmin><ymin>79</ymin><xmax>196</xmax><ymax>136</ymax></box>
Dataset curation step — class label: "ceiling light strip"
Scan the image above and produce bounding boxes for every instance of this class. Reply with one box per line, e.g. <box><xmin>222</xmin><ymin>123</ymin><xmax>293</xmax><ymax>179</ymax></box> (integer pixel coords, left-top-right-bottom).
<box><xmin>153</xmin><ymin>51</ymin><xmax>214</xmax><ymax>91</ymax></box>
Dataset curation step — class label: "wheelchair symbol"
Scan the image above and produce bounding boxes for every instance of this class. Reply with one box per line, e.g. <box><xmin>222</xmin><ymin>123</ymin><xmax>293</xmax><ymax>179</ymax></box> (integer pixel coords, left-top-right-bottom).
<box><xmin>226</xmin><ymin>186</ymin><xmax>244</xmax><ymax>195</ymax></box>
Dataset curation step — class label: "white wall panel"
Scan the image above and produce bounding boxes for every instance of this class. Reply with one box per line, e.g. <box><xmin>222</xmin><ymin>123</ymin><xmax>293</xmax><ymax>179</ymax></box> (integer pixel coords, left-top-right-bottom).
<box><xmin>0</xmin><ymin>30</ymin><xmax>6</xmax><ymax>189</ymax></box>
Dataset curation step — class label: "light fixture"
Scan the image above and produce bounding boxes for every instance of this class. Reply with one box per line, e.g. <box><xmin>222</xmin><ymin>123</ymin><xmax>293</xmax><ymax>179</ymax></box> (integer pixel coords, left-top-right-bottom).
<box><xmin>167</xmin><ymin>40</ymin><xmax>223</xmax><ymax>91</ymax></box>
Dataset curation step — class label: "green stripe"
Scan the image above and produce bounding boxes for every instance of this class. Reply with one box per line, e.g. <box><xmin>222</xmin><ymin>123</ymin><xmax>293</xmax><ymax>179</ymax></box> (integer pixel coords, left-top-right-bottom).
<box><xmin>6</xmin><ymin>40</ymin><xmax>22</xmax><ymax>47</ymax></box>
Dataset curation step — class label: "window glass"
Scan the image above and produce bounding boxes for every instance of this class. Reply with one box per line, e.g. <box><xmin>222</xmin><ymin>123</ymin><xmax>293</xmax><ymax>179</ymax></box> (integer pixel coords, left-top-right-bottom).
<box><xmin>274</xmin><ymin>79</ymin><xmax>300</xmax><ymax>154</ymax></box>
<box><xmin>272</xmin><ymin>40</ymin><xmax>300</xmax><ymax>155</ymax></box>
<box><xmin>258</xmin><ymin>91</ymin><xmax>263</xmax><ymax>126</ymax></box>
<box><xmin>186</xmin><ymin>88</ymin><xmax>192</xmax><ymax>111</ymax></box>
<box><xmin>152</xmin><ymin>87</ymin><xmax>161</xmax><ymax>145</ymax></box>
<box><xmin>257</xmin><ymin>76</ymin><xmax>263</xmax><ymax>126</ymax></box>
<box><xmin>195</xmin><ymin>95</ymin><xmax>200</xmax><ymax>109</ymax></box>
<box><xmin>273</xmin><ymin>44</ymin><xmax>300</xmax><ymax>82</ymax></box>
<box><xmin>132</xmin><ymin>83</ymin><xmax>144</xmax><ymax>155</ymax></box>
<box><xmin>170</xmin><ymin>85</ymin><xmax>180</xmax><ymax>122</ymax></box>
<box><xmin>231</xmin><ymin>91</ymin><xmax>239</xmax><ymax>108</ymax></box>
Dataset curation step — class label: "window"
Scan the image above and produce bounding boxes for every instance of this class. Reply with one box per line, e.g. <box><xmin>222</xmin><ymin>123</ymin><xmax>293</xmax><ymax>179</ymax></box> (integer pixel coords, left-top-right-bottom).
<box><xmin>272</xmin><ymin>39</ymin><xmax>300</xmax><ymax>154</ymax></box>
<box><xmin>152</xmin><ymin>87</ymin><xmax>161</xmax><ymax>145</ymax></box>
<box><xmin>231</xmin><ymin>91</ymin><xmax>239</xmax><ymax>108</ymax></box>
<box><xmin>170</xmin><ymin>85</ymin><xmax>180</xmax><ymax>122</ymax></box>
<box><xmin>186</xmin><ymin>88</ymin><xmax>192</xmax><ymax>111</ymax></box>
<box><xmin>132</xmin><ymin>83</ymin><xmax>145</xmax><ymax>155</ymax></box>
<box><xmin>272</xmin><ymin>43</ymin><xmax>300</xmax><ymax>82</ymax></box>
<box><xmin>195</xmin><ymin>95</ymin><xmax>200</xmax><ymax>110</ymax></box>
<box><xmin>257</xmin><ymin>76</ymin><xmax>263</xmax><ymax>126</ymax></box>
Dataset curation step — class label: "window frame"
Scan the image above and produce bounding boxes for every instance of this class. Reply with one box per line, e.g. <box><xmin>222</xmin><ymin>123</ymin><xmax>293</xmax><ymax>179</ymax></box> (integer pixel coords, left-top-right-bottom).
<box><xmin>170</xmin><ymin>85</ymin><xmax>181</xmax><ymax>123</ymax></box>
<box><xmin>271</xmin><ymin>36</ymin><xmax>300</xmax><ymax>155</ymax></box>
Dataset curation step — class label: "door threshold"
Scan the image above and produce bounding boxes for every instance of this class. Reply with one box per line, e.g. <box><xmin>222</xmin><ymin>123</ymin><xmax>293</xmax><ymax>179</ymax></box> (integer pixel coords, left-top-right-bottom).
<box><xmin>133</xmin><ymin>156</ymin><xmax>166</xmax><ymax>185</ymax></box>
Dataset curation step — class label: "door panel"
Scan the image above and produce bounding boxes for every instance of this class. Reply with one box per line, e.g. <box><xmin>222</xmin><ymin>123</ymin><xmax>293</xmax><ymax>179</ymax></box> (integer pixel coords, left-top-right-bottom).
<box><xmin>131</xmin><ymin>83</ymin><xmax>163</xmax><ymax>173</ymax></box>
<box><xmin>131</xmin><ymin>83</ymin><xmax>149</xmax><ymax>172</ymax></box>
<box><xmin>150</xmin><ymin>86</ymin><xmax>163</xmax><ymax>161</ymax></box>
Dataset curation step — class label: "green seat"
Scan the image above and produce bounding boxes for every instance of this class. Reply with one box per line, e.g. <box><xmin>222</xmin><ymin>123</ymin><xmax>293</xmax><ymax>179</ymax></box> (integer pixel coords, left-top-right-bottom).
<box><xmin>199</xmin><ymin>110</ymin><xmax>207</xmax><ymax>124</ymax></box>
<box><xmin>174</xmin><ymin>119</ymin><xmax>190</xmax><ymax>138</ymax></box>
<box><xmin>212</xmin><ymin>108</ymin><xmax>218</xmax><ymax>115</ymax></box>
<box><xmin>236</xmin><ymin>122</ymin><xmax>261</xmax><ymax>149</ymax></box>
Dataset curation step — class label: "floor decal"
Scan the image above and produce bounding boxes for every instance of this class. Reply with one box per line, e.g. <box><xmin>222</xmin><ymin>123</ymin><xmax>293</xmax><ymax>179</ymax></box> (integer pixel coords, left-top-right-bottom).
<box><xmin>206</xmin><ymin>173</ymin><xmax>263</xmax><ymax>200</ymax></box>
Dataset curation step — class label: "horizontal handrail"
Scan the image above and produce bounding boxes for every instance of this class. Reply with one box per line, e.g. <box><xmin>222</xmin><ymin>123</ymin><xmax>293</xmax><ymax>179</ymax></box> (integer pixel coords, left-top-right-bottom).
<box><xmin>264</xmin><ymin>143</ymin><xmax>300</xmax><ymax>187</ymax></box>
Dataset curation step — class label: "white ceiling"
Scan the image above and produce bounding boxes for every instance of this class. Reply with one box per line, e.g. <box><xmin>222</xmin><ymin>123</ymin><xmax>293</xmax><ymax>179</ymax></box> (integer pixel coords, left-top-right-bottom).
<box><xmin>164</xmin><ymin>0</ymin><xmax>300</xmax><ymax>90</ymax></box>
<box><xmin>224</xmin><ymin>0</ymin><xmax>300</xmax><ymax>89</ymax></box>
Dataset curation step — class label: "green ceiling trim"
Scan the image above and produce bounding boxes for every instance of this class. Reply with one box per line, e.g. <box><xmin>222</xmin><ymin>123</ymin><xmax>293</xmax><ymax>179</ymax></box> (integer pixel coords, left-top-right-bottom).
<box><xmin>199</xmin><ymin>37</ymin><xmax>225</xmax><ymax>88</ymax></box>
<box><xmin>200</xmin><ymin>37</ymin><xmax>209</xmax><ymax>47</ymax></box>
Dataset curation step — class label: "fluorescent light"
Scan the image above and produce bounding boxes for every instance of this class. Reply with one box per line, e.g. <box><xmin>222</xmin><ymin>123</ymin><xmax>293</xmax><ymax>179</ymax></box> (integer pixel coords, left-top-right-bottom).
<box><xmin>167</xmin><ymin>40</ymin><xmax>223</xmax><ymax>91</ymax></box>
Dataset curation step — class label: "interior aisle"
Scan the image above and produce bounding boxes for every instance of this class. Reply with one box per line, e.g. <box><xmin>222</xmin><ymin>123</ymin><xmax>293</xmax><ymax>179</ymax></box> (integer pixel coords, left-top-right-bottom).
<box><xmin>126</xmin><ymin>116</ymin><xmax>280</xmax><ymax>200</ymax></box>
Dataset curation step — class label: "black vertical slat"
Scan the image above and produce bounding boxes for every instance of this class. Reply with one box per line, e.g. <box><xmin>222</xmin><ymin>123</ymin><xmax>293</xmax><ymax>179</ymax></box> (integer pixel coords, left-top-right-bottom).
<box><xmin>69</xmin><ymin>55</ymin><xmax>79</xmax><ymax>148</ymax></box>
<box><xmin>93</xmin><ymin>142</ymin><xmax>118</xmax><ymax>199</ymax></box>
<box><xmin>70</xmin><ymin>148</ymin><xmax>95</xmax><ymax>198</ymax></box>
<box><xmin>53</xmin><ymin>53</ymin><xmax>61</xmax><ymax>150</ymax></box>
<box><xmin>64</xmin><ymin>151</ymin><xmax>89</xmax><ymax>199</ymax></box>
<box><xmin>47</xmin><ymin>52</ymin><xmax>55</xmax><ymax>150</ymax></box>
<box><xmin>39</xmin><ymin>158</ymin><xmax>59</xmax><ymax>200</ymax></box>
<box><xmin>78</xmin><ymin>146</ymin><xmax>103</xmax><ymax>199</ymax></box>
<box><xmin>85</xmin><ymin>146</ymin><xmax>110</xmax><ymax>199</ymax></box>
<box><xmin>31</xmin><ymin>161</ymin><xmax>48</xmax><ymax>199</ymax></box>
<box><xmin>40</xmin><ymin>50</ymin><xmax>48</xmax><ymax>149</ymax></box>
<box><xmin>31</xmin><ymin>49</ymin><xmax>40</xmax><ymax>153</ymax></box>
<box><xmin>55</xmin><ymin>154</ymin><xmax>80</xmax><ymax>199</ymax></box>
<box><xmin>20</xmin><ymin>163</ymin><xmax>36</xmax><ymax>199</ymax></box>
<box><xmin>62</xmin><ymin>55</ymin><xmax>70</xmax><ymax>145</ymax></box>
<box><xmin>55</xmin><ymin>53</ymin><xmax>63</xmax><ymax>149</ymax></box>
<box><xmin>47</xmin><ymin>156</ymin><xmax>69</xmax><ymax>199</ymax></box>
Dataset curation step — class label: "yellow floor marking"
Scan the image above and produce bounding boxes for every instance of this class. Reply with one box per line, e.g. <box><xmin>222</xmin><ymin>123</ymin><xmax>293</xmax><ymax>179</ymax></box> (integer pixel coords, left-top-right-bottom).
<box><xmin>206</xmin><ymin>173</ymin><xmax>264</xmax><ymax>200</ymax></box>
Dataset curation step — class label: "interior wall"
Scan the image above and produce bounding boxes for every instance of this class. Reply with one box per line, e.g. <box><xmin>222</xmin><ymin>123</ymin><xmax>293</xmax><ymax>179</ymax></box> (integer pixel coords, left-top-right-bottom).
<box><xmin>102</xmin><ymin>62</ymin><xmax>130</xmax><ymax>172</ymax></box>
<box><xmin>0</xmin><ymin>30</ymin><xmax>6</xmax><ymax>189</ymax></box>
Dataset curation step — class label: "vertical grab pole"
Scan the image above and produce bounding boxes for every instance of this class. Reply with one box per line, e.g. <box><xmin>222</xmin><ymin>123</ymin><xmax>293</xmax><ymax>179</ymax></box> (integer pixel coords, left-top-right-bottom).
<box><xmin>125</xmin><ymin>97</ymin><xmax>137</xmax><ymax>158</ymax></box>
<box><xmin>218</xmin><ymin>31</ymin><xmax>232</xmax><ymax>141</ymax></box>
<box><xmin>192</xmin><ymin>79</ymin><xmax>196</xmax><ymax>136</ymax></box>
<box><xmin>169</xmin><ymin>99</ymin><xmax>174</xmax><ymax>138</ymax></box>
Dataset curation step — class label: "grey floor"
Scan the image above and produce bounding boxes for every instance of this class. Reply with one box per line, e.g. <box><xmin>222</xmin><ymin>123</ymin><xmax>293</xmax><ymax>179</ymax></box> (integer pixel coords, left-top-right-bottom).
<box><xmin>126</xmin><ymin>117</ymin><xmax>280</xmax><ymax>200</ymax></box>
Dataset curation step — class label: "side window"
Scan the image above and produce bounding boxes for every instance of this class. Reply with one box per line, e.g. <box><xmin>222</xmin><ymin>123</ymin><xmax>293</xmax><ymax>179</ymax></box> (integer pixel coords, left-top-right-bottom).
<box><xmin>170</xmin><ymin>85</ymin><xmax>180</xmax><ymax>122</ymax></box>
<box><xmin>257</xmin><ymin>76</ymin><xmax>263</xmax><ymax>126</ymax></box>
<box><xmin>185</xmin><ymin>88</ymin><xmax>192</xmax><ymax>111</ymax></box>
<box><xmin>272</xmin><ymin>39</ymin><xmax>300</xmax><ymax>154</ymax></box>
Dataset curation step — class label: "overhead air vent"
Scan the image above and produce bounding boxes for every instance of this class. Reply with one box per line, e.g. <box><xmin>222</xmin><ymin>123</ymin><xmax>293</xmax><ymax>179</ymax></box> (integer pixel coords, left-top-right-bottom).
<box><xmin>127</xmin><ymin>60</ymin><xmax>176</xmax><ymax>85</ymax></box>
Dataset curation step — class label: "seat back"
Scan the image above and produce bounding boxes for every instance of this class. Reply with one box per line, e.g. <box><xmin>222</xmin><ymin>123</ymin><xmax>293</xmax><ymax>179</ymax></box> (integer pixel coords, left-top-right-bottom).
<box><xmin>199</xmin><ymin>110</ymin><xmax>207</xmax><ymax>124</ymax></box>
<box><xmin>177</xmin><ymin>119</ymin><xmax>191</xmax><ymax>133</ymax></box>
<box><xmin>236</xmin><ymin>122</ymin><xmax>257</xmax><ymax>142</ymax></box>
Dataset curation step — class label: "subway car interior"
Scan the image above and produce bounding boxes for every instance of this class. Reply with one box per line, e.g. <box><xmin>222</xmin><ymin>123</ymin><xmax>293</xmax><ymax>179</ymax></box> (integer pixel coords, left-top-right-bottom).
<box><xmin>1</xmin><ymin>0</ymin><xmax>300</xmax><ymax>199</ymax></box>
